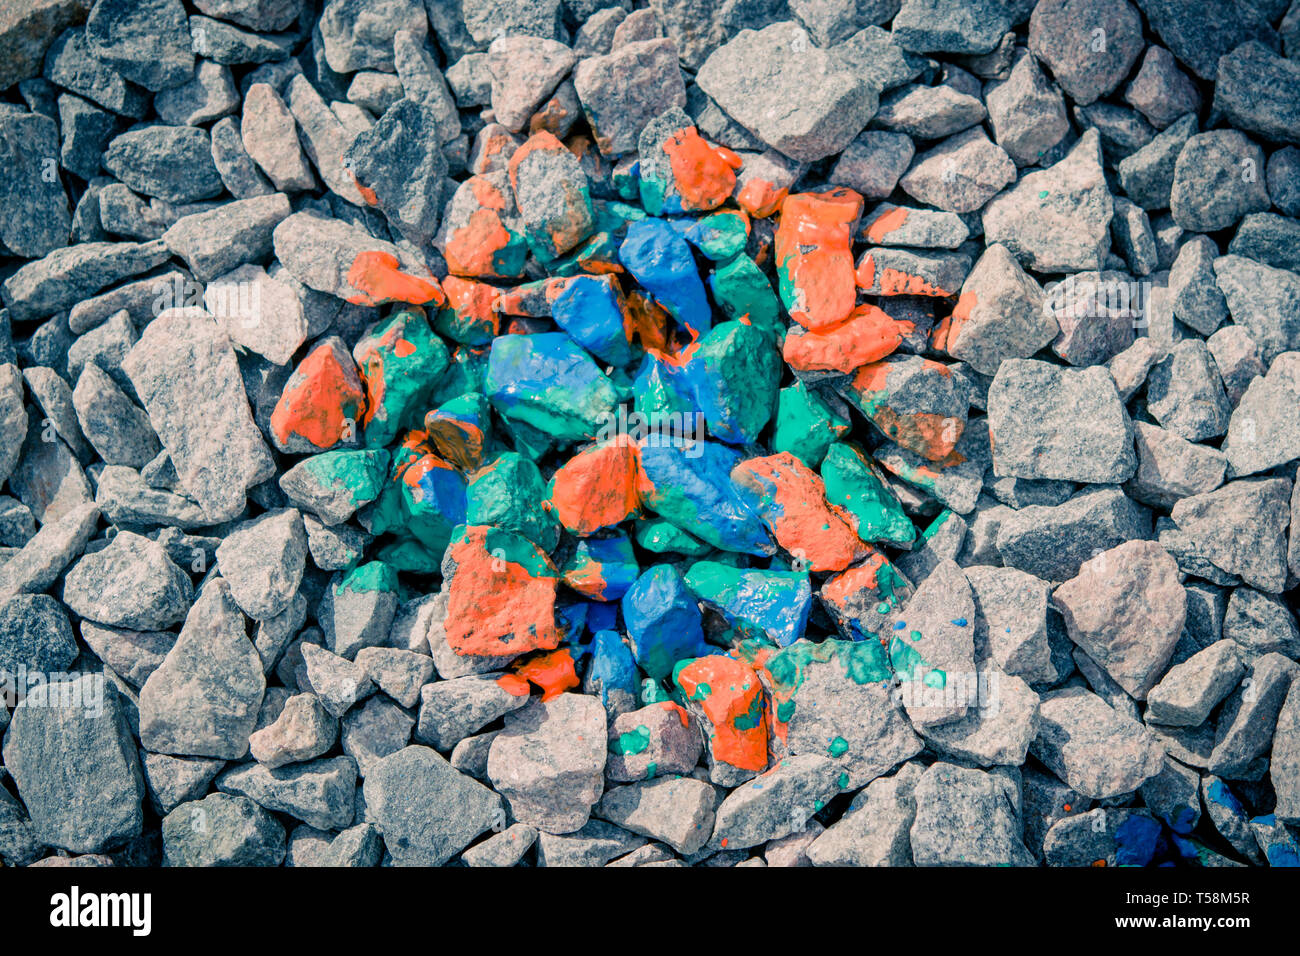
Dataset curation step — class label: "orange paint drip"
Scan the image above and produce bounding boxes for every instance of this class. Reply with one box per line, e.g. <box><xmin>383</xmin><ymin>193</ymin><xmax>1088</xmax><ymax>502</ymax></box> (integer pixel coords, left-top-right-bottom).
<box><xmin>782</xmin><ymin>303</ymin><xmax>914</xmax><ymax>373</ymax></box>
<box><xmin>737</xmin><ymin>178</ymin><xmax>787</xmax><ymax>219</ymax></box>
<box><xmin>820</xmin><ymin>551</ymin><xmax>889</xmax><ymax>608</ymax></box>
<box><xmin>933</xmin><ymin>291</ymin><xmax>976</xmax><ymax>353</ymax></box>
<box><xmin>877</xmin><ymin>267</ymin><xmax>952</xmax><ymax>297</ymax></box>
<box><xmin>864</xmin><ymin>206</ymin><xmax>910</xmax><ymax>243</ymax></box>
<box><xmin>662</xmin><ymin>126</ymin><xmax>739</xmax><ymax>212</ymax></box>
<box><xmin>346</xmin><ymin>251</ymin><xmax>445</xmax><ymax>307</ymax></box>
<box><xmin>350</xmin><ymin>171</ymin><xmax>380</xmax><ymax>206</ymax></box>
<box><xmin>549</xmin><ymin>437</ymin><xmax>642</xmax><ymax>535</ymax></box>
<box><xmin>676</xmin><ymin>656</ymin><xmax>767</xmax><ymax>772</ymax></box>
<box><xmin>496</xmin><ymin>673</ymin><xmax>531</xmax><ymax>697</ymax></box>
<box><xmin>662</xmin><ymin>701</ymin><xmax>691</xmax><ymax>728</ymax></box>
<box><xmin>511</xmin><ymin>648</ymin><xmax>578</xmax><ymax>700</ymax></box>
<box><xmin>626</xmin><ymin>290</ymin><xmax>670</xmax><ymax>354</ymax></box>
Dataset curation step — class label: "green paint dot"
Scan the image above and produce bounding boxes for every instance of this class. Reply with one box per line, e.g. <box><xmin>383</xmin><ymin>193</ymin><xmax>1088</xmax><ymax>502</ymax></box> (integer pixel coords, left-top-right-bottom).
<box><xmin>828</xmin><ymin>736</ymin><xmax>849</xmax><ymax>757</ymax></box>
<box><xmin>838</xmin><ymin>772</ymin><xmax>850</xmax><ymax>789</ymax></box>
<box><xmin>1038</xmin><ymin>190</ymin><xmax>1049</xmax><ymax>199</ymax></box>
<box><xmin>910</xmin><ymin>630</ymin><xmax>923</xmax><ymax>642</ymax></box>
<box><xmin>612</xmin><ymin>725</ymin><xmax>652</xmax><ymax>756</ymax></box>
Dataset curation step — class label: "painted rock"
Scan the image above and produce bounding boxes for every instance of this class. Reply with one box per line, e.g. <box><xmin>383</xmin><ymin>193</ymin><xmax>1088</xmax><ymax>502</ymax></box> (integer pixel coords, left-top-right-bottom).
<box><xmin>486</xmin><ymin>333</ymin><xmax>619</xmax><ymax>443</ymax></box>
<box><xmin>353</xmin><ymin>308</ymin><xmax>450</xmax><ymax>448</ymax></box>
<box><xmin>775</xmin><ymin>187</ymin><xmax>863</xmax><ymax>331</ymax></box>
<box><xmin>270</xmin><ymin>336</ymin><xmax>365</xmax><ymax>454</ymax></box>
<box><xmin>637</xmin><ymin>106</ymin><xmax>741</xmax><ymax>216</ymax></box>
<box><xmin>684</xmin><ymin>560</ymin><xmax>812</xmax><ymax>648</ymax></box>
<box><xmin>619</xmin><ymin>217</ymin><xmax>712</xmax><ymax>338</ymax></box>
<box><xmin>507</xmin><ymin>131</ymin><xmax>596</xmax><ymax>262</ymax></box>
<box><xmin>837</xmin><ymin>354</ymin><xmax>969</xmax><ymax>461</ymax></box>
<box><xmin>548</xmin><ymin>436</ymin><xmax>642</xmax><ymax>536</ymax></box>
<box><xmin>621</xmin><ymin>564</ymin><xmax>710</xmax><ymax>680</ymax></box>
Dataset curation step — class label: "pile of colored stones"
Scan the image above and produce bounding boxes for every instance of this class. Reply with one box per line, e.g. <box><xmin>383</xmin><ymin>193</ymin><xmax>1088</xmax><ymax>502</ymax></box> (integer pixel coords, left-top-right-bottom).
<box><xmin>0</xmin><ymin>0</ymin><xmax>1299</xmax><ymax>868</ymax></box>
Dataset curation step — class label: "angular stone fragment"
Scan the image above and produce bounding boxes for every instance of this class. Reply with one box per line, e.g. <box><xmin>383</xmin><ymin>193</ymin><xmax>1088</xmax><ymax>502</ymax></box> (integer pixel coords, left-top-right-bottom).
<box><xmin>1209</xmin><ymin>653</ymin><xmax>1298</xmax><ymax>779</ymax></box>
<box><xmin>139</xmin><ymin>580</ymin><xmax>265</xmax><ymax>759</ymax></box>
<box><xmin>1146</xmin><ymin>339</ymin><xmax>1231</xmax><ymax>443</ymax></box>
<box><xmin>1028</xmin><ymin>0</ymin><xmax>1144</xmax><ymax>105</ymax></box>
<box><xmin>301</xmin><ymin>641</ymin><xmax>372</xmax><ymax>717</ymax></box>
<box><xmin>1031</xmin><ymin>686</ymin><xmax>1166</xmax><ymax>799</ymax></box>
<box><xmin>965</xmin><ymin>565</ymin><xmax>1057</xmax><ymax>685</ymax></box>
<box><xmin>416</xmin><ymin>675</ymin><xmax>528</xmax><ymax>751</ymax></box>
<box><xmin>216</xmin><ymin>509</ymin><xmax>306</xmax><ymax>621</ymax></box>
<box><xmin>1052</xmin><ymin>541</ymin><xmax>1185</xmax><ymax>700</ymax></box>
<box><xmin>1223</xmin><ymin>353</ymin><xmax>1300</xmax><ymax>477</ymax></box>
<box><xmin>249</xmin><ymin>692</ymin><xmax>336</xmax><ymax>768</ymax></box>
<box><xmin>983</xmin><ymin>130</ymin><xmax>1113</xmax><ymax>274</ymax></box>
<box><xmin>573</xmin><ymin>38</ymin><xmax>686</xmax><ymax>158</ymax></box>
<box><xmin>694</xmin><ymin>22</ymin><xmax>877</xmax><ymax>163</ymax></box>
<box><xmin>910</xmin><ymin>762</ymin><xmax>1033</xmax><ymax>866</ymax></box>
<box><xmin>488</xmin><ymin>694</ymin><xmax>607</xmax><ymax>833</ymax></box>
<box><xmin>162</xmin><ymin>192</ymin><xmax>290</xmax><ymax>283</ymax></box>
<box><xmin>2</xmin><ymin>675</ymin><xmax>143</xmax><ymax>854</ymax></box>
<box><xmin>1170</xmin><ymin>131</ymin><xmax>1270</xmax><ymax>233</ymax></box>
<box><xmin>1147</xmin><ymin>640</ymin><xmax>1244</xmax><ymax>727</ymax></box>
<box><xmin>1170</xmin><ymin>479</ymin><xmax>1291</xmax><ymax>593</ymax></box>
<box><xmin>987</xmin><ymin>359</ymin><xmax>1135</xmax><ymax>484</ymax></box>
<box><xmin>597</xmin><ymin>777</ymin><xmax>716</xmax><ymax>855</ymax></box>
<box><xmin>1213</xmin><ymin>255</ymin><xmax>1300</xmax><ymax>365</ymax></box>
<box><xmin>605</xmin><ymin>701</ymin><xmax>702</xmax><ymax>783</ymax></box>
<box><xmin>806</xmin><ymin>763</ymin><xmax>922</xmax><ymax>867</ymax></box>
<box><xmin>63</xmin><ymin>530</ymin><xmax>193</xmax><ymax>630</ymax></box>
<box><xmin>709</xmin><ymin>754</ymin><xmax>842</xmax><ymax>851</ymax></box>
<box><xmin>162</xmin><ymin>793</ymin><xmax>285</xmax><ymax>866</ymax></box>
<box><xmin>891</xmin><ymin>559</ymin><xmax>977</xmax><ymax>729</ymax></box>
<box><xmin>217</xmin><ymin>755</ymin><xmax>355</xmax><ymax>830</ymax></box>
<box><xmin>899</xmin><ymin>127</ymin><xmax>1016</xmax><ymax>214</ymax></box>
<box><xmin>1126</xmin><ymin>422</ymin><xmax>1226</xmax><ymax>508</ymax></box>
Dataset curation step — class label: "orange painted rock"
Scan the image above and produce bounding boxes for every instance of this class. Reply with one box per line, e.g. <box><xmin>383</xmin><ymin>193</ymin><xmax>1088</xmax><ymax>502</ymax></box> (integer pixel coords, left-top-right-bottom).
<box><xmin>820</xmin><ymin>553</ymin><xmax>916</xmax><ymax>642</ymax></box>
<box><xmin>423</xmin><ymin>393</ymin><xmax>491</xmax><ymax>472</ymax></box>
<box><xmin>775</xmin><ymin>187</ymin><xmax>863</xmax><ymax>331</ymax></box>
<box><xmin>734</xmin><ymin>150</ymin><xmax>804</xmax><ymax>219</ymax></box>
<box><xmin>782</xmin><ymin>303</ymin><xmax>914</xmax><ymax>374</ymax></box>
<box><xmin>638</xmin><ymin>106</ymin><xmax>741</xmax><ymax>216</ymax></box>
<box><xmin>547</xmin><ymin>436</ymin><xmax>642</xmax><ymax>536</ymax></box>
<box><xmin>345</xmin><ymin>250</ymin><xmax>446</xmax><ymax>308</ymax></box>
<box><xmin>443</xmin><ymin>525</ymin><xmax>563</xmax><ymax>658</ymax></box>
<box><xmin>730</xmin><ymin>452</ymin><xmax>868</xmax><ymax>572</ymax></box>
<box><xmin>435</xmin><ymin>275</ymin><xmax>500</xmax><ymax>345</ymax></box>
<box><xmin>838</xmin><ymin>355</ymin><xmax>969</xmax><ymax>462</ymax></box>
<box><xmin>510</xmin><ymin>648</ymin><xmax>579</xmax><ymax>700</ymax></box>
<box><xmin>270</xmin><ymin>335</ymin><xmax>365</xmax><ymax>454</ymax></box>
<box><xmin>437</xmin><ymin>171</ymin><xmax>529</xmax><ymax>279</ymax></box>
<box><xmin>854</xmin><ymin>247</ymin><xmax>970</xmax><ymax>297</ymax></box>
<box><xmin>674</xmin><ymin>655</ymin><xmax>769</xmax><ymax>778</ymax></box>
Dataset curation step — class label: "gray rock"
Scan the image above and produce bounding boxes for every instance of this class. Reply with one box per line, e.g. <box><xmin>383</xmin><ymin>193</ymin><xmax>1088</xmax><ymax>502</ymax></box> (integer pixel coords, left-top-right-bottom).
<box><xmin>1170</xmin><ymin>130</ymin><xmax>1270</xmax><ymax>233</ymax></box>
<box><xmin>922</xmin><ymin>665</ymin><xmax>1041</xmax><ymax>767</ymax></box>
<box><xmin>93</xmin><ymin>464</ymin><xmax>209</xmax><ymax>529</ymax></box>
<box><xmin>983</xmin><ymin>130</ymin><xmax>1113</xmax><ymax>274</ymax></box>
<box><xmin>161</xmin><ymin>793</ymin><xmax>285</xmax><ymax>866</ymax></box>
<box><xmin>806</xmin><ymin>763</ymin><xmax>922</xmax><ymax>866</ymax></box>
<box><xmin>139</xmin><ymin>752</ymin><xmax>225</xmax><ymax>816</ymax></box>
<box><xmin>1052</xmin><ymin>540</ymin><xmax>1186</xmax><ymax>700</ymax></box>
<box><xmin>301</xmin><ymin>641</ymin><xmax>373</xmax><ymax>717</ymax></box>
<box><xmin>694</xmin><ymin>21</ymin><xmax>876</xmax><ymax>163</ymax></box>
<box><xmin>1229</xmin><ymin>212</ymin><xmax>1300</xmax><ymax>276</ymax></box>
<box><xmin>1213</xmin><ymin>41</ymin><xmax>1300</xmax><ymax>147</ymax></box>
<box><xmin>1126</xmin><ymin>422</ymin><xmax>1226</xmax><ymax>509</ymax></box>
<box><xmin>364</xmin><ymin>745</ymin><xmax>503</xmax><ymax>865</ymax></box>
<box><xmin>78</xmin><ymin>621</ymin><xmax>172</xmax><ymax>690</ymax></box>
<box><xmin>286</xmin><ymin>822</ymin><xmax>383</xmax><ymax>867</ymax></box>
<box><xmin>1167</xmin><ymin>236</ymin><xmax>1227</xmax><ymax>336</ymax></box>
<box><xmin>899</xmin><ymin>127</ymin><xmax>1016</xmax><ymax>214</ymax></box>
<box><xmin>2</xmin><ymin>675</ymin><xmax>143</xmax><ymax>853</ymax></box>
<box><xmin>163</xmin><ymin>193</ymin><xmax>291</xmax><ymax>284</ymax></box>
<box><xmin>1272</xmin><ymin>678</ymin><xmax>1300</xmax><ymax>823</ymax></box>
<box><xmin>1027</xmin><ymin>0</ymin><xmax>1143</xmax><ymax>105</ymax></box>
<box><xmin>892</xmin><ymin>0</ymin><xmax>1017</xmax><ymax>54</ymax></box>
<box><xmin>303</xmin><ymin>514</ymin><xmax>368</xmax><ymax>571</ymax></box>
<box><xmin>63</xmin><ymin>531</ymin><xmax>193</xmax><ymax>631</ymax></box>
<box><xmin>1268</xmin><ymin>146</ymin><xmax>1300</xmax><ymax>218</ymax></box>
<box><xmin>249</xmin><ymin>693</ymin><xmax>337</xmax><ymax>768</ymax></box>
<box><xmin>352</xmin><ymin>646</ymin><xmax>432</xmax><ymax>709</ymax></box>
<box><xmin>1146</xmin><ymin>340</ymin><xmax>1232</xmax><ymax>443</ymax></box>
<box><xmin>43</xmin><ymin>26</ymin><xmax>150</xmax><ymax>118</ymax></box>
<box><xmin>891</xmin><ymin>559</ymin><xmax>978</xmax><ymax>729</ymax></box>
<box><xmin>937</xmin><ymin>243</ymin><xmax>1052</xmax><ymax>376</ymax></box>
<box><xmin>319</xmin><ymin>568</ymin><xmax>399</xmax><ymax>661</ymax></box>
<box><xmin>242</xmin><ymin>83</ymin><xmax>316</xmax><ymax>193</ymax></box>
<box><xmin>873</xmin><ymin>82</ymin><xmax>984</xmax><ymax>140</ymax></box>
<box><xmin>138</xmin><ymin>579</ymin><xmax>265</xmax><ymax>759</ymax></box>
<box><xmin>85</xmin><ymin>0</ymin><xmax>194</xmax><ymax>92</ymax></box>
<box><xmin>1213</xmin><ymin>255</ymin><xmax>1300</xmax><ymax>365</ymax></box>
<box><xmin>488</xmin><ymin>694</ymin><xmax>608</xmax><ymax>833</ymax></box>
<box><xmin>462</xmin><ymin>822</ymin><xmax>538</xmax><ymax>867</ymax></box>
<box><xmin>216</xmin><ymin>509</ymin><xmax>306</xmax><ymax>621</ymax></box>
<box><xmin>0</xmin><ymin>111</ymin><xmax>71</xmax><ymax>259</ymax></box>
<box><xmin>829</xmin><ymin>131</ymin><xmax>914</xmax><ymax>200</ymax></box>
<box><xmin>72</xmin><ymin>363</ymin><xmax>161</xmax><ymax>468</ymax></box>
<box><xmin>344</xmin><ymin>99</ymin><xmax>448</xmax><ymax>247</ymax></box>
<box><xmin>340</xmin><ymin>694</ymin><xmax>413</xmax><ymax>776</ymax></box>
<box><xmin>284</xmin><ymin>75</ymin><xmax>365</xmax><ymax>206</ymax></box>
<box><xmin>217</xmin><ymin>755</ymin><xmax>356</xmax><ymax>830</ymax></box>
<box><xmin>1209</xmin><ymin>652</ymin><xmax>1298</xmax><ymax>778</ymax></box>
<box><xmin>1134</xmin><ymin>0</ymin><xmax>1278</xmax><ymax>81</ymax></box>
<box><xmin>1223</xmin><ymin>352</ymin><xmax>1300</xmax><ymax>477</ymax></box>
<box><xmin>605</xmin><ymin>701</ymin><xmax>703</xmax><ymax>782</ymax></box>
<box><xmin>102</xmin><ymin>126</ymin><xmax>224</xmax><ymax>205</ymax></box>
<box><xmin>1031</xmin><ymin>686</ymin><xmax>1166</xmax><ymax>799</ymax></box>
<box><xmin>1147</xmin><ymin>640</ymin><xmax>1244</xmax><ymax>727</ymax></box>
<box><xmin>984</xmin><ymin>49</ymin><xmax>1069</xmax><ymax>167</ymax></box>
<box><xmin>156</xmin><ymin>60</ymin><xmax>240</xmax><ymax>127</ymax></box>
<box><xmin>189</xmin><ymin>15</ymin><xmax>295</xmax><ymax>66</ymax></box>
<box><xmin>987</xmin><ymin>360</ymin><xmax>1136</xmax><ymax>485</ymax></box>
<box><xmin>1116</xmin><ymin>112</ymin><xmax>1197</xmax><ymax>212</ymax></box>
<box><xmin>573</xmin><ymin>38</ymin><xmax>686</xmax><ymax>158</ymax></box>
<box><xmin>1125</xmin><ymin>45</ymin><xmax>1200</xmax><ymax>130</ymax></box>
<box><xmin>910</xmin><ymin>761</ymin><xmax>1032</xmax><ymax>865</ymax></box>
<box><xmin>124</xmin><ymin>309</ymin><xmax>275</xmax><ymax>522</ymax></box>
<box><xmin>0</xmin><ymin>501</ymin><xmax>98</xmax><ymax>602</ymax></box>
<box><xmin>318</xmin><ymin>0</ymin><xmax>425</xmax><ymax>72</ymax></box>
<box><xmin>193</xmin><ymin>0</ymin><xmax>304</xmax><ymax>34</ymax></box>
<box><xmin>1170</xmin><ymin>479</ymin><xmax>1291</xmax><ymax>593</ymax></box>
<box><xmin>1042</xmin><ymin>806</ymin><xmax>1162</xmax><ymax>866</ymax></box>
<box><xmin>709</xmin><ymin>754</ymin><xmax>841</xmax><ymax>851</ymax></box>
<box><xmin>2</xmin><ymin>239</ymin><xmax>171</xmax><ymax>323</ymax></box>
<box><xmin>535</xmin><ymin>817</ymin><xmax>645</xmax><ymax>866</ymax></box>
<box><xmin>415</xmin><ymin>675</ymin><xmax>529</xmax><ymax>751</ymax></box>
<box><xmin>596</xmin><ymin>777</ymin><xmax>716</xmax><ymax>854</ymax></box>
<box><xmin>966</xmin><ymin>565</ymin><xmax>1058</xmax><ymax>685</ymax></box>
